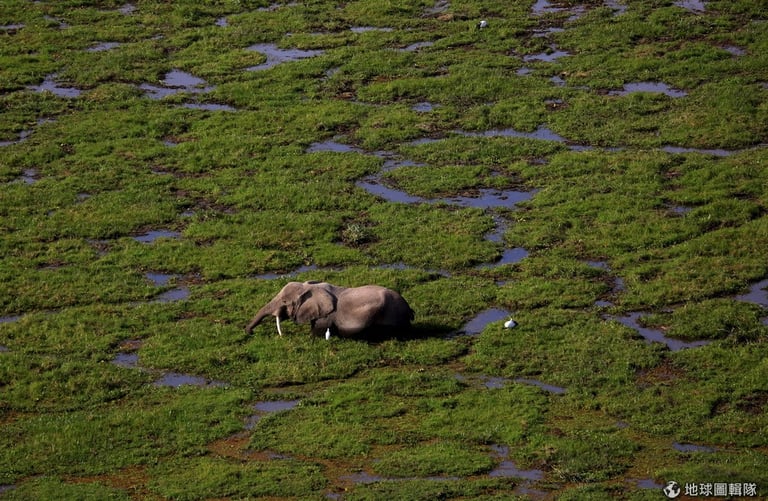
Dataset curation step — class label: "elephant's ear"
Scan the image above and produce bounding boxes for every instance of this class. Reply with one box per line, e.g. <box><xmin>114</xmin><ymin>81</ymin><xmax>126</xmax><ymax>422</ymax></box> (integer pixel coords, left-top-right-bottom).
<box><xmin>293</xmin><ymin>288</ymin><xmax>336</xmax><ymax>324</ymax></box>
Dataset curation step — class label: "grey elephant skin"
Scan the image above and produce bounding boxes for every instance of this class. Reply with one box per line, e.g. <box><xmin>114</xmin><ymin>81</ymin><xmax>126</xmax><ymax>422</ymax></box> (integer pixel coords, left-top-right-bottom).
<box><xmin>245</xmin><ymin>281</ymin><xmax>415</xmax><ymax>338</ymax></box>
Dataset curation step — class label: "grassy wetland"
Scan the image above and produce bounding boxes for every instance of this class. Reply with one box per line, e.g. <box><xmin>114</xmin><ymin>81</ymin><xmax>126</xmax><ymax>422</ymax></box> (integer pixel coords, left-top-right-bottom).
<box><xmin>1</xmin><ymin>0</ymin><xmax>768</xmax><ymax>498</ymax></box>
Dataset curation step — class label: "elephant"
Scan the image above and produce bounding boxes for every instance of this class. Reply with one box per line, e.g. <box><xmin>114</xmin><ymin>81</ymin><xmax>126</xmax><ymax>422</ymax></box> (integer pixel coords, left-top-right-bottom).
<box><xmin>245</xmin><ymin>281</ymin><xmax>414</xmax><ymax>339</ymax></box>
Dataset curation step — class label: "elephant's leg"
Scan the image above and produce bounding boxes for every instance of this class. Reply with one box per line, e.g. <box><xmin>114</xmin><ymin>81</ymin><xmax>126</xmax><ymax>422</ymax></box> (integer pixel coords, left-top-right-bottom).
<box><xmin>310</xmin><ymin>317</ymin><xmax>335</xmax><ymax>338</ymax></box>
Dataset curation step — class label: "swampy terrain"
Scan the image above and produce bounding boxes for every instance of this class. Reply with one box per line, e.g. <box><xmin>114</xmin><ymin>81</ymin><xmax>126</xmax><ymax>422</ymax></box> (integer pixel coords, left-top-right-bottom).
<box><xmin>2</xmin><ymin>0</ymin><xmax>768</xmax><ymax>499</ymax></box>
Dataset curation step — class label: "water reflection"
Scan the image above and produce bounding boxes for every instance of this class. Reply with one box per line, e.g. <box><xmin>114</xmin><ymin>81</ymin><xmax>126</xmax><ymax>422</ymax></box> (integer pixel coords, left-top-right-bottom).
<box><xmin>412</xmin><ymin>101</ymin><xmax>437</xmax><ymax>112</ymax></box>
<box><xmin>153</xmin><ymin>372</ymin><xmax>227</xmax><ymax>388</ymax></box>
<box><xmin>673</xmin><ymin>442</ymin><xmax>715</xmax><ymax>453</ymax></box>
<box><xmin>132</xmin><ymin>230</ymin><xmax>181</xmax><ymax>243</ymax></box>
<box><xmin>489</xmin><ymin>445</ymin><xmax>545</xmax><ymax>479</ymax></box>
<box><xmin>27</xmin><ymin>74</ymin><xmax>82</xmax><ymax>98</ymax></box>
<box><xmin>246</xmin><ymin>43</ymin><xmax>324</xmax><ymax>71</ymax></box>
<box><xmin>661</xmin><ymin>145</ymin><xmax>733</xmax><ymax>157</ymax></box>
<box><xmin>522</xmin><ymin>48</ymin><xmax>571</xmax><ymax>63</ymax></box>
<box><xmin>456</xmin><ymin>308</ymin><xmax>512</xmax><ymax>336</ymax></box>
<box><xmin>515</xmin><ymin>378</ymin><xmax>566</xmax><ymax>394</ymax></box>
<box><xmin>674</xmin><ymin>0</ymin><xmax>705</xmax><ymax>12</ymax></box>
<box><xmin>140</xmin><ymin>69</ymin><xmax>214</xmax><ymax>99</ymax></box>
<box><xmin>608</xmin><ymin>82</ymin><xmax>687</xmax><ymax>98</ymax></box>
<box><xmin>734</xmin><ymin>278</ymin><xmax>768</xmax><ymax>307</ymax></box>
<box><xmin>246</xmin><ymin>400</ymin><xmax>301</xmax><ymax>429</ymax></box>
<box><xmin>182</xmin><ymin>103</ymin><xmax>237</xmax><ymax>112</ymax></box>
<box><xmin>87</xmin><ymin>42</ymin><xmax>121</xmax><ymax>52</ymax></box>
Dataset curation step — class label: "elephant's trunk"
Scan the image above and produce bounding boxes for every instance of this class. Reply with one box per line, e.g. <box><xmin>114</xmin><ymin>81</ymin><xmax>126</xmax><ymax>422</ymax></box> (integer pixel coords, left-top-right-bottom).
<box><xmin>245</xmin><ymin>300</ymin><xmax>285</xmax><ymax>335</ymax></box>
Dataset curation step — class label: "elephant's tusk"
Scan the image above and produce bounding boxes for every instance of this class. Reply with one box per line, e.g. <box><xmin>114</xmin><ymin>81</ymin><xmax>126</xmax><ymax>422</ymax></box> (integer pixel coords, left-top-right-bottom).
<box><xmin>325</xmin><ymin>328</ymin><xmax>331</xmax><ymax>340</ymax></box>
<box><xmin>276</xmin><ymin>316</ymin><xmax>283</xmax><ymax>336</ymax></box>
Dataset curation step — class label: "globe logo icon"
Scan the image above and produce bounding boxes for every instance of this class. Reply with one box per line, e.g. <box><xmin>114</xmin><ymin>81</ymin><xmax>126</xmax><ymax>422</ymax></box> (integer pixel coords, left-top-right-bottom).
<box><xmin>663</xmin><ymin>481</ymin><xmax>681</xmax><ymax>498</ymax></box>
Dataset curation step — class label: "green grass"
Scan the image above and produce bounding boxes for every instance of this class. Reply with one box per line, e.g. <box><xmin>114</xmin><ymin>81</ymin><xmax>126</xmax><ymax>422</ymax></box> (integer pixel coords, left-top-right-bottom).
<box><xmin>1</xmin><ymin>0</ymin><xmax>767</xmax><ymax>498</ymax></box>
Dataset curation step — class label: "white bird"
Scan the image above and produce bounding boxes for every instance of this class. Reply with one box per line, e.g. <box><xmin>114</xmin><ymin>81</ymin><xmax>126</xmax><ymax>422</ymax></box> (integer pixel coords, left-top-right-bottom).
<box><xmin>477</xmin><ymin>20</ymin><xmax>488</xmax><ymax>29</ymax></box>
<box><xmin>325</xmin><ymin>328</ymin><xmax>331</xmax><ymax>340</ymax></box>
<box><xmin>504</xmin><ymin>319</ymin><xmax>517</xmax><ymax>329</ymax></box>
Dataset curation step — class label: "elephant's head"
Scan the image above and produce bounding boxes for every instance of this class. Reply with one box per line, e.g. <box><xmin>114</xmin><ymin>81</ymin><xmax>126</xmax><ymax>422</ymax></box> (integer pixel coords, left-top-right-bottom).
<box><xmin>245</xmin><ymin>281</ymin><xmax>337</xmax><ymax>335</ymax></box>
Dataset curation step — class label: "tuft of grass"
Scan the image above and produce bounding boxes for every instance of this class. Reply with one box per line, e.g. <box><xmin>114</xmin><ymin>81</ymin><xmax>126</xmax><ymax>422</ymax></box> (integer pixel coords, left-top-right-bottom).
<box><xmin>372</xmin><ymin>441</ymin><xmax>495</xmax><ymax>478</ymax></box>
<box><xmin>149</xmin><ymin>456</ymin><xmax>327</xmax><ymax>500</ymax></box>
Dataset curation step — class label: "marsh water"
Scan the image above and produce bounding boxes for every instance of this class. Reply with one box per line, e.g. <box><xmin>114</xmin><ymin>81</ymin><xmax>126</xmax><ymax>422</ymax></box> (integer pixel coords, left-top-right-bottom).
<box><xmin>609</xmin><ymin>312</ymin><xmax>711</xmax><ymax>351</ymax></box>
<box><xmin>27</xmin><ymin>74</ymin><xmax>81</xmax><ymax>98</ymax></box>
<box><xmin>246</xmin><ymin>43</ymin><xmax>325</xmax><ymax>71</ymax></box>
<box><xmin>457</xmin><ymin>308</ymin><xmax>511</xmax><ymax>336</ymax></box>
<box><xmin>132</xmin><ymin>230</ymin><xmax>181</xmax><ymax>243</ymax></box>
<box><xmin>246</xmin><ymin>400</ymin><xmax>301</xmax><ymax>429</ymax></box>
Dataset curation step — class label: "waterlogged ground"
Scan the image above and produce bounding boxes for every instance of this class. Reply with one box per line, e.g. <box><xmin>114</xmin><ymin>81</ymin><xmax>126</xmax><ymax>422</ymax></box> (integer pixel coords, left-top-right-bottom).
<box><xmin>1</xmin><ymin>0</ymin><xmax>768</xmax><ymax>498</ymax></box>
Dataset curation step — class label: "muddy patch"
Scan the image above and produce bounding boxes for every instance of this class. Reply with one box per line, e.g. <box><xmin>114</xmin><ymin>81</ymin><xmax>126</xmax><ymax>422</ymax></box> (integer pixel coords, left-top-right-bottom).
<box><xmin>735</xmin><ymin>391</ymin><xmax>768</xmax><ymax>416</ymax></box>
<box><xmin>636</xmin><ymin>359</ymin><xmax>684</xmax><ymax>389</ymax></box>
